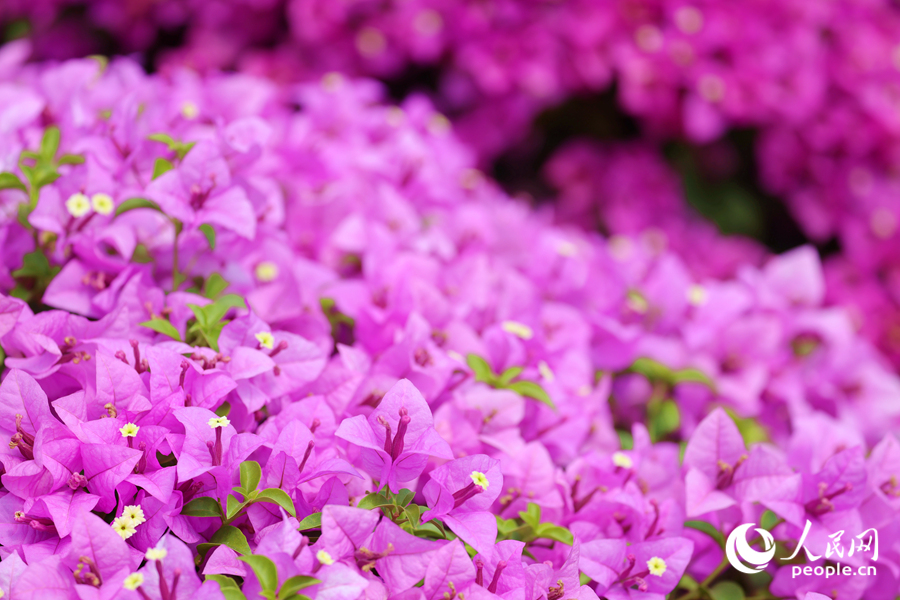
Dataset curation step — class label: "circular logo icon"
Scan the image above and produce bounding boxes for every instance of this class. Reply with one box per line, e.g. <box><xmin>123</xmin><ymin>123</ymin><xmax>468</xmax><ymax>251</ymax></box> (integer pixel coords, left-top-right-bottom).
<box><xmin>725</xmin><ymin>523</ymin><xmax>776</xmax><ymax>574</ymax></box>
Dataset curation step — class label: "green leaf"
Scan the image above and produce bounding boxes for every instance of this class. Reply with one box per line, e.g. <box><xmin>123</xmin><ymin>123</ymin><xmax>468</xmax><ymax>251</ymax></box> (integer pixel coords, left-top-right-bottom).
<box><xmin>216</xmin><ymin>402</ymin><xmax>232</xmax><ymax>418</ymax></box>
<box><xmin>210</xmin><ymin>524</ymin><xmax>253</xmax><ymax>555</ymax></box>
<box><xmin>394</xmin><ymin>489</ymin><xmax>415</xmax><ymax>507</ymax></box>
<box><xmin>534</xmin><ymin>524</ymin><xmax>573</xmax><ymax>545</ymax></box>
<box><xmin>357</xmin><ymin>492</ymin><xmax>392</xmax><ymax>510</ymax></box>
<box><xmin>188</xmin><ymin>303</ymin><xmax>211</xmax><ymax>328</ymax></box>
<box><xmin>649</xmin><ymin>399</ymin><xmax>680</xmax><ymax>442</ymax></box>
<box><xmin>207</xmin><ymin>575</ymin><xmax>248</xmax><ymax>600</ymax></box>
<box><xmin>708</xmin><ymin>581</ymin><xmax>745</xmax><ymax>600</ymax></box>
<box><xmin>199</xmin><ymin>223</ymin><xmax>216</xmax><ymax>249</ymax></box>
<box><xmin>466</xmin><ymin>354</ymin><xmax>495</xmax><ymax>383</ymax></box>
<box><xmin>40</xmin><ymin>127</ymin><xmax>60</xmax><ymax>161</ymax></box>
<box><xmin>0</xmin><ymin>172</ymin><xmax>27</xmax><ymax>192</ymax></box>
<box><xmin>16</xmin><ymin>206</ymin><xmax>29</xmax><ymax>230</ymax></box>
<box><xmin>319</xmin><ymin>297</ymin><xmax>356</xmax><ymax>347</ymax></box>
<box><xmin>211</xmin><ymin>293</ymin><xmax>247</xmax><ymax>314</ymax></box>
<box><xmin>403</xmin><ymin>504</ymin><xmax>421</xmax><ymax>527</ymax></box>
<box><xmin>181</xmin><ymin>497</ymin><xmax>223</xmax><ymax>518</ymax></box>
<box><xmin>676</xmin><ymin>574</ymin><xmax>699</xmax><ymax>592</ymax></box>
<box><xmin>222</xmin><ymin>589</ymin><xmax>249</xmax><ymax>600</ymax></box>
<box><xmin>148</xmin><ymin>133</ymin><xmax>196</xmax><ymax>160</ymax></box>
<box><xmin>518</xmin><ymin>503</ymin><xmax>541</xmax><ymax>530</ymax></box>
<box><xmin>33</xmin><ymin>166</ymin><xmax>60</xmax><ymax>188</ymax></box>
<box><xmin>239</xmin><ymin>556</ymin><xmax>279</xmax><ymax>593</ymax></box>
<box><xmin>148</xmin><ymin>133</ymin><xmax>177</xmax><ymax>146</ymax></box>
<box><xmin>628</xmin><ymin>357</ymin><xmax>675</xmax><ymax>384</ymax></box>
<box><xmin>616</xmin><ymin>429</ymin><xmax>634</xmax><ymax>450</ymax></box>
<box><xmin>760</xmin><ymin>510</ymin><xmax>779</xmax><ymax>531</ymax></box>
<box><xmin>152</xmin><ymin>157</ymin><xmax>174</xmax><ymax>180</ymax></box>
<box><xmin>115</xmin><ymin>197</ymin><xmax>161</xmax><ymax>216</ymax></box>
<box><xmin>255</xmin><ymin>488</ymin><xmax>296</xmax><ymax>517</ymax></box>
<box><xmin>240</xmin><ymin>461</ymin><xmax>262</xmax><ymax>494</ymax></box>
<box><xmin>140</xmin><ymin>318</ymin><xmax>182</xmax><ymax>341</ymax></box>
<box><xmin>684</xmin><ymin>520</ymin><xmax>725</xmax><ymax>549</ymax></box>
<box><xmin>297</xmin><ymin>512</ymin><xmax>322</xmax><ymax>531</ymax></box>
<box><xmin>506</xmin><ymin>380</ymin><xmax>556</xmax><ymax>410</ymax></box>
<box><xmin>497</xmin><ymin>366</ymin><xmax>523</xmax><ymax>385</ymax></box>
<box><xmin>278</xmin><ymin>576</ymin><xmax>320</xmax><ymax>599</ymax></box>
<box><xmin>725</xmin><ymin>408</ymin><xmax>770</xmax><ymax>445</ymax></box>
<box><xmin>226</xmin><ymin>494</ymin><xmax>246</xmax><ymax>520</ymax></box>
<box><xmin>496</xmin><ymin>517</ymin><xmax>518</xmax><ymax>536</ymax></box>
<box><xmin>57</xmin><ymin>153</ymin><xmax>85</xmax><ymax>166</ymax></box>
<box><xmin>12</xmin><ymin>251</ymin><xmax>53</xmax><ymax>278</ymax></box>
<box><xmin>206</xmin><ymin>574</ymin><xmax>241</xmax><ymax>589</ymax></box>
<box><xmin>204</xmin><ymin>273</ymin><xmax>229</xmax><ymax>299</ymax></box>
<box><xmin>672</xmin><ymin>367</ymin><xmax>715</xmax><ymax>388</ymax></box>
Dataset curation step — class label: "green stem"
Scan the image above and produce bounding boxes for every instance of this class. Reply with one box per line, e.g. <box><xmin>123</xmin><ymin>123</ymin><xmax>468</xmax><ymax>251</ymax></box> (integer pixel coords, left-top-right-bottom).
<box><xmin>674</xmin><ymin>555</ymin><xmax>729</xmax><ymax>600</ymax></box>
<box><xmin>171</xmin><ymin>219</ymin><xmax>183</xmax><ymax>292</ymax></box>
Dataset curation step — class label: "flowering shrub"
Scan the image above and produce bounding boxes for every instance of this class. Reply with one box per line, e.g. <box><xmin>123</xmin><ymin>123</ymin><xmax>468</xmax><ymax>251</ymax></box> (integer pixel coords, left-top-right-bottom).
<box><xmin>0</xmin><ymin>47</ymin><xmax>898</xmax><ymax>600</ymax></box>
<box><xmin>8</xmin><ymin>0</ymin><xmax>900</xmax><ymax>367</ymax></box>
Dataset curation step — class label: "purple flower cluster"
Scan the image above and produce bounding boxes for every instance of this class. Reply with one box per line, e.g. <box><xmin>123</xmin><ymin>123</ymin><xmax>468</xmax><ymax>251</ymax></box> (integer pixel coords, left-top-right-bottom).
<box><xmin>543</xmin><ymin>141</ymin><xmax>767</xmax><ymax>281</ymax></box>
<box><xmin>0</xmin><ymin>47</ymin><xmax>898</xmax><ymax>600</ymax></box>
<box><xmin>10</xmin><ymin>2</ymin><xmax>900</xmax><ymax>369</ymax></box>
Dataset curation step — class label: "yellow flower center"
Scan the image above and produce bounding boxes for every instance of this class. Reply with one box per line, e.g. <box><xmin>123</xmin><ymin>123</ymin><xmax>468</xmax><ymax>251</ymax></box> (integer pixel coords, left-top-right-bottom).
<box><xmin>317</xmin><ymin>550</ymin><xmax>335</xmax><ymax>565</ymax></box>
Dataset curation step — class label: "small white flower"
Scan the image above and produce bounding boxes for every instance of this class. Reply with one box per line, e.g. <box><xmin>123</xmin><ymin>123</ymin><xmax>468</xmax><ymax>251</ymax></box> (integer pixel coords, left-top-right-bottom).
<box><xmin>501</xmin><ymin>321</ymin><xmax>533</xmax><ymax>340</ymax></box>
<box><xmin>687</xmin><ymin>284</ymin><xmax>708</xmax><ymax>306</ymax></box>
<box><xmin>181</xmin><ymin>101</ymin><xmax>199</xmax><ymax>119</ymax></box>
<box><xmin>123</xmin><ymin>572</ymin><xmax>144</xmax><ymax>590</ymax></box>
<box><xmin>356</xmin><ymin>27</ymin><xmax>386</xmax><ymax>57</ymax></box>
<box><xmin>255</xmin><ymin>331</ymin><xmax>275</xmax><ymax>350</ymax></box>
<box><xmin>145</xmin><ymin>547</ymin><xmax>168</xmax><ymax>561</ymax></box>
<box><xmin>556</xmin><ymin>240</ymin><xmax>578</xmax><ymax>257</ymax></box>
<box><xmin>119</xmin><ymin>423</ymin><xmax>139</xmax><ymax>438</ymax></box>
<box><xmin>65</xmin><ymin>193</ymin><xmax>91</xmax><ymax>217</ymax></box>
<box><xmin>122</xmin><ymin>505</ymin><xmax>145</xmax><ymax>525</ymax></box>
<box><xmin>112</xmin><ymin>516</ymin><xmax>137</xmax><ymax>540</ymax></box>
<box><xmin>255</xmin><ymin>261</ymin><xmax>279</xmax><ymax>282</ymax></box>
<box><xmin>317</xmin><ymin>550</ymin><xmax>335</xmax><ymax>565</ymax></box>
<box><xmin>470</xmin><ymin>471</ymin><xmax>490</xmax><ymax>489</ymax></box>
<box><xmin>647</xmin><ymin>556</ymin><xmax>667</xmax><ymax>576</ymax></box>
<box><xmin>91</xmin><ymin>193</ymin><xmax>114</xmax><ymax>215</ymax></box>
<box><xmin>208</xmin><ymin>416</ymin><xmax>231</xmax><ymax>429</ymax></box>
<box><xmin>612</xmin><ymin>451</ymin><xmax>633</xmax><ymax>470</ymax></box>
<box><xmin>538</xmin><ymin>361</ymin><xmax>555</xmax><ymax>382</ymax></box>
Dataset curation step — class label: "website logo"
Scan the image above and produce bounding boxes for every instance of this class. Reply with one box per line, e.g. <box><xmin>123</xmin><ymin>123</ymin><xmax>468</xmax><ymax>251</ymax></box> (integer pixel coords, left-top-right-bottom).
<box><xmin>725</xmin><ymin>523</ymin><xmax>776</xmax><ymax>574</ymax></box>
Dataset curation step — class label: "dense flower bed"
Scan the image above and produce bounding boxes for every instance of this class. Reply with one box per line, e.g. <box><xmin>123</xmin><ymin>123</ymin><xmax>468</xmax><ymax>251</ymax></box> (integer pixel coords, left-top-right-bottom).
<box><xmin>7</xmin><ymin>0</ymin><xmax>900</xmax><ymax>370</ymax></box>
<box><xmin>0</xmin><ymin>47</ymin><xmax>897</xmax><ymax>599</ymax></box>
